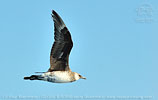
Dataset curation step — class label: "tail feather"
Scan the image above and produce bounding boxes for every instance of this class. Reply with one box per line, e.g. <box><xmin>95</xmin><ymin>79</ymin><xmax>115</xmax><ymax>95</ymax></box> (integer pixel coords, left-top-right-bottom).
<box><xmin>24</xmin><ymin>75</ymin><xmax>42</xmax><ymax>80</ymax></box>
<box><xmin>24</xmin><ymin>77</ymin><xmax>31</xmax><ymax>80</ymax></box>
<box><xmin>35</xmin><ymin>72</ymin><xmax>45</xmax><ymax>73</ymax></box>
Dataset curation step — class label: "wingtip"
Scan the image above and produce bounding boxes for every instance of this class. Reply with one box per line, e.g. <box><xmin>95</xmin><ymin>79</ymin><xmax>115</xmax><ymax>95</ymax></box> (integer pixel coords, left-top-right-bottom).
<box><xmin>52</xmin><ymin>10</ymin><xmax>57</xmax><ymax>15</ymax></box>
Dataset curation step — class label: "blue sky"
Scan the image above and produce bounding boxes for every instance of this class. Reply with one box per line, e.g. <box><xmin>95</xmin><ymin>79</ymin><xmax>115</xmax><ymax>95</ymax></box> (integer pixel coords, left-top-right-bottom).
<box><xmin>0</xmin><ymin>0</ymin><xmax>157</xmax><ymax>100</ymax></box>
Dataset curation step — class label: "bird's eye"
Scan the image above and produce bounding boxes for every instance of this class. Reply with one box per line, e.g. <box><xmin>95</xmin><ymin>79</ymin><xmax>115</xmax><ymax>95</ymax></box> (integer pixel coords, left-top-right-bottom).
<box><xmin>79</xmin><ymin>75</ymin><xmax>81</xmax><ymax>77</ymax></box>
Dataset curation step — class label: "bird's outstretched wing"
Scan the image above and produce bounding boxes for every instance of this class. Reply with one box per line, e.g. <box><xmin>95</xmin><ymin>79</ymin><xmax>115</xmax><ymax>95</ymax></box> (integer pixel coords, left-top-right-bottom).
<box><xmin>48</xmin><ymin>10</ymin><xmax>73</xmax><ymax>72</ymax></box>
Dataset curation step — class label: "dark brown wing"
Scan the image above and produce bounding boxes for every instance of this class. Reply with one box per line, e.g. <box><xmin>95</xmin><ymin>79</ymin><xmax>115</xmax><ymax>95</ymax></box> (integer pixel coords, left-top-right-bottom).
<box><xmin>48</xmin><ymin>10</ymin><xmax>73</xmax><ymax>72</ymax></box>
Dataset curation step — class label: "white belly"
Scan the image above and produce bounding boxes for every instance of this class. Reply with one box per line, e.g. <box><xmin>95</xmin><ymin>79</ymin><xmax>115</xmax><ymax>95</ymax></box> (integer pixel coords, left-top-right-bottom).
<box><xmin>41</xmin><ymin>71</ymin><xmax>73</xmax><ymax>83</ymax></box>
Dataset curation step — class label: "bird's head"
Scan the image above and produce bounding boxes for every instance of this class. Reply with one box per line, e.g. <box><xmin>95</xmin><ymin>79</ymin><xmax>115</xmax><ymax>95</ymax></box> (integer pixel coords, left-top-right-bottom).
<box><xmin>74</xmin><ymin>72</ymin><xmax>86</xmax><ymax>80</ymax></box>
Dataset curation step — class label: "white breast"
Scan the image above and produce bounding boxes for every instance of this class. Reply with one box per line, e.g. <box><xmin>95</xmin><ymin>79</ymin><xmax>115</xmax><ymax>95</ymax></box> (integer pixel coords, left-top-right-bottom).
<box><xmin>42</xmin><ymin>71</ymin><xmax>73</xmax><ymax>83</ymax></box>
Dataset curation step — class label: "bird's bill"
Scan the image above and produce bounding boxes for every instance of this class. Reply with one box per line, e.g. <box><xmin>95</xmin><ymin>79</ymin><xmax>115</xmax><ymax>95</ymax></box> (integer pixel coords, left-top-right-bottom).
<box><xmin>81</xmin><ymin>76</ymin><xmax>86</xmax><ymax>80</ymax></box>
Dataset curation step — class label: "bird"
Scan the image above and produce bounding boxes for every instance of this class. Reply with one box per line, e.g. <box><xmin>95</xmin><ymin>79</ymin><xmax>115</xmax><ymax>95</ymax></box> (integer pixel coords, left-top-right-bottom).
<box><xmin>24</xmin><ymin>10</ymin><xmax>86</xmax><ymax>83</ymax></box>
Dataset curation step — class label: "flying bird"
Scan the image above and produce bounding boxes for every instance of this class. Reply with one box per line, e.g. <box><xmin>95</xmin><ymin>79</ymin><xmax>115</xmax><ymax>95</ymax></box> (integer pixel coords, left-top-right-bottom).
<box><xmin>24</xmin><ymin>10</ymin><xmax>86</xmax><ymax>83</ymax></box>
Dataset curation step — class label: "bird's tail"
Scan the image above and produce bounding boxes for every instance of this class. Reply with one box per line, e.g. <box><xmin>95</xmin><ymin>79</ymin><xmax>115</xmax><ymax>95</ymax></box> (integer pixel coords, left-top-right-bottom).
<box><xmin>24</xmin><ymin>75</ymin><xmax>43</xmax><ymax>80</ymax></box>
<box><xmin>35</xmin><ymin>72</ymin><xmax>45</xmax><ymax>73</ymax></box>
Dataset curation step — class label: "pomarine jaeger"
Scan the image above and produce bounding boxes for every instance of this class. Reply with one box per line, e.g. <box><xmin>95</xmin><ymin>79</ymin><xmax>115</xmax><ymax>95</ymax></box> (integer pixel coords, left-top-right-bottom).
<box><xmin>24</xmin><ymin>10</ymin><xmax>86</xmax><ymax>83</ymax></box>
